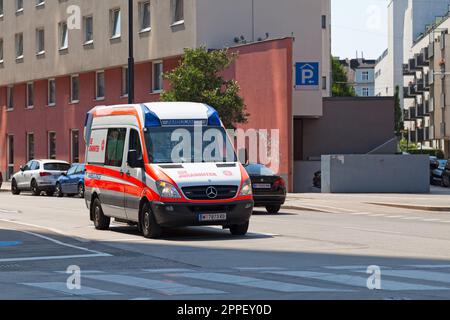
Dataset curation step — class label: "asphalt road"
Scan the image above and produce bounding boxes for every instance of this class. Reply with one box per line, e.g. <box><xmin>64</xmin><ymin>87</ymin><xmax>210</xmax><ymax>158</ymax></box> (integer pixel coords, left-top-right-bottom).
<box><xmin>1</xmin><ymin>190</ymin><xmax>450</xmax><ymax>300</ymax></box>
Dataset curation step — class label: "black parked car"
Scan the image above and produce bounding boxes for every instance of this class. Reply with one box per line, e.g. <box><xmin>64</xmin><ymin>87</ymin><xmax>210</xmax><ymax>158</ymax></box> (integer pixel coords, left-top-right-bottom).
<box><xmin>440</xmin><ymin>160</ymin><xmax>450</xmax><ymax>187</ymax></box>
<box><xmin>244</xmin><ymin>163</ymin><xmax>287</xmax><ymax>214</ymax></box>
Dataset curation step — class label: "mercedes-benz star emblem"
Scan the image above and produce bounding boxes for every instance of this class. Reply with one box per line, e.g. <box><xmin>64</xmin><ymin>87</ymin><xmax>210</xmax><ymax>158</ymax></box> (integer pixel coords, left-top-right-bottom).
<box><xmin>206</xmin><ymin>186</ymin><xmax>218</xmax><ymax>199</ymax></box>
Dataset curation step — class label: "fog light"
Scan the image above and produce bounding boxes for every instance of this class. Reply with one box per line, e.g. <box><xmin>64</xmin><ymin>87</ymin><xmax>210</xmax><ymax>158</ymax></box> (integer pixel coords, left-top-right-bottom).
<box><xmin>166</xmin><ymin>206</ymin><xmax>174</xmax><ymax>212</ymax></box>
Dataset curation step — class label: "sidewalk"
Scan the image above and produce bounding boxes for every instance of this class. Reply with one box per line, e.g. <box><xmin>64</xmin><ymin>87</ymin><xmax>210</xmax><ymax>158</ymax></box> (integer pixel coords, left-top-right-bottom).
<box><xmin>283</xmin><ymin>186</ymin><xmax>450</xmax><ymax>213</ymax></box>
<box><xmin>0</xmin><ymin>182</ymin><xmax>10</xmax><ymax>192</ymax></box>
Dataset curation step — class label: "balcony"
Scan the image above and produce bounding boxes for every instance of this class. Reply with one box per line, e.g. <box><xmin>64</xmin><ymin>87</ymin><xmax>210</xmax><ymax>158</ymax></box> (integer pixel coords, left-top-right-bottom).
<box><xmin>403</xmin><ymin>63</ymin><xmax>416</xmax><ymax>75</ymax></box>
<box><xmin>424</xmin><ymin>127</ymin><xmax>430</xmax><ymax>141</ymax></box>
<box><xmin>429</xmin><ymin>69</ymin><xmax>434</xmax><ymax>85</ymax></box>
<box><xmin>417</xmin><ymin>128</ymin><xmax>425</xmax><ymax>142</ymax></box>
<box><xmin>403</xmin><ymin>109</ymin><xmax>410</xmax><ymax>121</ymax></box>
<box><xmin>430</xmin><ymin>125</ymin><xmax>435</xmax><ymax>140</ymax></box>
<box><xmin>410</xmin><ymin>130</ymin><xmax>417</xmax><ymax>143</ymax></box>
<box><xmin>422</xmin><ymin>46</ymin><xmax>430</xmax><ymax>61</ymax></box>
<box><xmin>424</xmin><ymin>71</ymin><xmax>430</xmax><ymax>88</ymax></box>
<box><xmin>404</xmin><ymin>84</ymin><xmax>418</xmax><ymax>98</ymax></box>
<box><xmin>415</xmin><ymin>52</ymin><xmax>429</xmax><ymax>67</ymax></box>
<box><xmin>415</xmin><ymin>78</ymin><xmax>426</xmax><ymax>93</ymax></box>
<box><xmin>430</xmin><ymin>97</ymin><xmax>435</xmax><ymax>113</ymax></box>
<box><xmin>409</xmin><ymin>106</ymin><xmax>417</xmax><ymax>119</ymax></box>
<box><xmin>424</xmin><ymin>99</ymin><xmax>430</xmax><ymax>115</ymax></box>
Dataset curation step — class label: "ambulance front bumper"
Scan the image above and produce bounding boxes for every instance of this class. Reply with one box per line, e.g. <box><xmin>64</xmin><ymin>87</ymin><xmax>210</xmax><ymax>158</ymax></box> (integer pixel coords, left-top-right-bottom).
<box><xmin>151</xmin><ymin>200</ymin><xmax>254</xmax><ymax>228</ymax></box>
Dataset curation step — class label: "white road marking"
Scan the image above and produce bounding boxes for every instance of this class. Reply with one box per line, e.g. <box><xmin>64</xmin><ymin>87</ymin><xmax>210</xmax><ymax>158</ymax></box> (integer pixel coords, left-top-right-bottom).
<box><xmin>21</xmin><ymin>282</ymin><xmax>119</xmax><ymax>296</ymax></box>
<box><xmin>84</xmin><ymin>274</ymin><xmax>225</xmax><ymax>295</ymax></box>
<box><xmin>371</xmin><ymin>270</ymin><xmax>450</xmax><ymax>285</ymax></box>
<box><xmin>0</xmin><ymin>223</ymin><xmax>111</xmax><ymax>263</ymax></box>
<box><xmin>400</xmin><ymin>217</ymin><xmax>422</xmax><ymax>221</ymax></box>
<box><xmin>0</xmin><ymin>209</ymin><xmax>20</xmax><ymax>214</ymax></box>
<box><xmin>324</xmin><ymin>266</ymin><xmax>377</xmax><ymax>271</ymax></box>
<box><xmin>174</xmin><ymin>272</ymin><xmax>347</xmax><ymax>293</ymax></box>
<box><xmin>267</xmin><ymin>271</ymin><xmax>450</xmax><ymax>291</ymax></box>
<box><xmin>367</xmin><ymin>214</ymin><xmax>387</xmax><ymax>217</ymax></box>
<box><xmin>234</xmin><ymin>267</ymin><xmax>286</xmax><ymax>271</ymax></box>
<box><xmin>406</xmin><ymin>265</ymin><xmax>450</xmax><ymax>269</ymax></box>
<box><xmin>130</xmin><ymin>297</ymin><xmax>153</xmax><ymax>300</ymax></box>
<box><xmin>421</xmin><ymin>219</ymin><xmax>442</xmax><ymax>222</ymax></box>
<box><xmin>143</xmin><ymin>269</ymin><xmax>194</xmax><ymax>273</ymax></box>
<box><xmin>386</xmin><ymin>215</ymin><xmax>405</xmax><ymax>219</ymax></box>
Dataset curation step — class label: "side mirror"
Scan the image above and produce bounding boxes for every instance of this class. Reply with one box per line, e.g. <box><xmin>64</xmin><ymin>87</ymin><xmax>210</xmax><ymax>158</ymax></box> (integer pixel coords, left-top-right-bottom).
<box><xmin>20</xmin><ymin>166</ymin><xmax>25</xmax><ymax>172</ymax></box>
<box><xmin>62</xmin><ymin>172</ymin><xmax>67</xmax><ymax>176</ymax></box>
<box><xmin>238</xmin><ymin>148</ymin><xmax>249</xmax><ymax>165</ymax></box>
<box><xmin>128</xmin><ymin>150</ymin><xmax>144</xmax><ymax>168</ymax></box>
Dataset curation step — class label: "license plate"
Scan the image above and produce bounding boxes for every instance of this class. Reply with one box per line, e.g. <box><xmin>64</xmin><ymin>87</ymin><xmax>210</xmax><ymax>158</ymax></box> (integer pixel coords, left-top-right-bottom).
<box><xmin>199</xmin><ymin>213</ymin><xmax>227</xmax><ymax>222</ymax></box>
<box><xmin>253</xmin><ymin>183</ymin><xmax>272</xmax><ymax>189</ymax></box>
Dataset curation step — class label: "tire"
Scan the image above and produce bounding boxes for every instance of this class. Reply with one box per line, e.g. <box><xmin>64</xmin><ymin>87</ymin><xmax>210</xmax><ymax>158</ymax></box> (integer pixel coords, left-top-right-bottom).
<box><xmin>31</xmin><ymin>180</ymin><xmax>40</xmax><ymax>196</ymax></box>
<box><xmin>230</xmin><ymin>221</ymin><xmax>249</xmax><ymax>236</ymax></box>
<box><xmin>11</xmin><ymin>179</ymin><xmax>21</xmax><ymax>195</ymax></box>
<box><xmin>78</xmin><ymin>183</ymin><xmax>85</xmax><ymax>198</ymax></box>
<box><xmin>140</xmin><ymin>202</ymin><xmax>162</xmax><ymax>239</ymax></box>
<box><xmin>266</xmin><ymin>205</ymin><xmax>281</xmax><ymax>214</ymax></box>
<box><xmin>55</xmin><ymin>183</ymin><xmax>64</xmax><ymax>198</ymax></box>
<box><xmin>92</xmin><ymin>198</ymin><xmax>110</xmax><ymax>230</ymax></box>
<box><xmin>443</xmin><ymin>176</ymin><xmax>450</xmax><ymax>188</ymax></box>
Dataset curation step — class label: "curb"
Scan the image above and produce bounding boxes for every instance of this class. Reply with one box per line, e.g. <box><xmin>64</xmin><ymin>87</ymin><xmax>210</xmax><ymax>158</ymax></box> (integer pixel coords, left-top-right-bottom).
<box><xmin>367</xmin><ymin>202</ymin><xmax>450</xmax><ymax>212</ymax></box>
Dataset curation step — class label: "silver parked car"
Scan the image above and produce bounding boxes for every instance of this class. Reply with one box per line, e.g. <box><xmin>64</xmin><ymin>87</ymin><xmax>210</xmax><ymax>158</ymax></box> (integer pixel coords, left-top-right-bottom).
<box><xmin>11</xmin><ymin>160</ymin><xmax>71</xmax><ymax>196</ymax></box>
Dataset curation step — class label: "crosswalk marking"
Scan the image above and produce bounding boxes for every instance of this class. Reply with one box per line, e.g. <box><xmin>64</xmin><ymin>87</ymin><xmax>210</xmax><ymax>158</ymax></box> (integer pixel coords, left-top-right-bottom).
<box><xmin>267</xmin><ymin>271</ymin><xmax>450</xmax><ymax>291</ymax></box>
<box><xmin>406</xmin><ymin>265</ymin><xmax>450</xmax><ymax>269</ymax></box>
<box><xmin>21</xmin><ymin>282</ymin><xmax>118</xmax><ymax>296</ymax></box>
<box><xmin>234</xmin><ymin>267</ymin><xmax>286</xmax><ymax>271</ymax></box>
<box><xmin>143</xmin><ymin>269</ymin><xmax>193</xmax><ymax>273</ymax></box>
<box><xmin>375</xmin><ymin>270</ymin><xmax>450</xmax><ymax>284</ymax></box>
<box><xmin>84</xmin><ymin>274</ymin><xmax>225</xmax><ymax>295</ymax></box>
<box><xmin>174</xmin><ymin>272</ymin><xmax>347</xmax><ymax>293</ymax></box>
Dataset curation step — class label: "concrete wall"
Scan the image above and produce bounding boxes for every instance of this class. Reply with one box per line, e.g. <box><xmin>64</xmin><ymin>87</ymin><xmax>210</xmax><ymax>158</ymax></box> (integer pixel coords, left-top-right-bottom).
<box><xmin>298</xmin><ymin>97</ymin><xmax>396</xmax><ymax>161</ymax></box>
<box><xmin>321</xmin><ymin>155</ymin><xmax>430</xmax><ymax>193</ymax></box>
<box><xmin>293</xmin><ymin>161</ymin><xmax>321</xmax><ymax>193</ymax></box>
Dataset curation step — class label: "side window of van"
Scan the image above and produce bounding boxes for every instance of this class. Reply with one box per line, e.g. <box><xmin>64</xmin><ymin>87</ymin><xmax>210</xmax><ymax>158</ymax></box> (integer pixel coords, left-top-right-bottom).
<box><xmin>129</xmin><ymin>129</ymin><xmax>143</xmax><ymax>160</ymax></box>
<box><xmin>105</xmin><ymin>128</ymin><xmax>127</xmax><ymax>167</ymax></box>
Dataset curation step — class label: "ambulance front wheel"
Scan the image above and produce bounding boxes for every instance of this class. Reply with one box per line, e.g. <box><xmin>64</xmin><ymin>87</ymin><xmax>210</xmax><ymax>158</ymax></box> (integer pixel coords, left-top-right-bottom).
<box><xmin>141</xmin><ymin>202</ymin><xmax>162</xmax><ymax>239</ymax></box>
<box><xmin>92</xmin><ymin>198</ymin><xmax>110</xmax><ymax>230</ymax></box>
<box><xmin>230</xmin><ymin>221</ymin><xmax>249</xmax><ymax>236</ymax></box>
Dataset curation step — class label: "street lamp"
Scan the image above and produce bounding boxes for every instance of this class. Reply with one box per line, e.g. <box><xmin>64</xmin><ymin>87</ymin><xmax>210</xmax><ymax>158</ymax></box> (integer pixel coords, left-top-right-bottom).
<box><xmin>128</xmin><ymin>0</ymin><xmax>135</xmax><ymax>104</ymax></box>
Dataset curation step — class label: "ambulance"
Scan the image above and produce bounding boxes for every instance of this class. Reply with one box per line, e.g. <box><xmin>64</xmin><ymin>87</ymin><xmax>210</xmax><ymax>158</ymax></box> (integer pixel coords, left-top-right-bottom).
<box><xmin>84</xmin><ymin>102</ymin><xmax>254</xmax><ymax>238</ymax></box>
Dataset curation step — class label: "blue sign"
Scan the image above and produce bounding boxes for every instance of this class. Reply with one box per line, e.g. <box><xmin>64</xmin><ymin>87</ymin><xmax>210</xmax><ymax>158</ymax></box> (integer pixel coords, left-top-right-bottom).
<box><xmin>295</xmin><ymin>62</ymin><xmax>320</xmax><ymax>88</ymax></box>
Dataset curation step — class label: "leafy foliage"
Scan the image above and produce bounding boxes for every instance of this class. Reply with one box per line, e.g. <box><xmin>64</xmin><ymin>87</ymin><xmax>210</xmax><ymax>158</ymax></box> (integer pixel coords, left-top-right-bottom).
<box><xmin>331</xmin><ymin>57</ymin><xmax>356</xmax><ymax>97</ymax></box>
<box><xmin>161</xmin><ymin>47</ymin><xmax>248</xmax><ymax>129</ymax></box>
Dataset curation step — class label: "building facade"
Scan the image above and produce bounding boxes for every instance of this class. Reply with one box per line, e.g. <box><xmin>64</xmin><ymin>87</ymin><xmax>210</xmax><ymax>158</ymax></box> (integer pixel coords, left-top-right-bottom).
<box><xmin>0</xmin><ymin>0</ymin><xmax>332</xmax><ymax>191</ymax></box>
<box><xmin>340</xmin><ymin>58</ymin><xmax>376</xmax><ymax>97</ymax></box>
<box><xmin>374</xmin><ymin>0</ymin><xmax>450</xmax><ymax>107</ymax></box>
<box><xmin>403</xmin><ymin>10</ymin><xmax>450</xmax><ymax>157</ymax></box>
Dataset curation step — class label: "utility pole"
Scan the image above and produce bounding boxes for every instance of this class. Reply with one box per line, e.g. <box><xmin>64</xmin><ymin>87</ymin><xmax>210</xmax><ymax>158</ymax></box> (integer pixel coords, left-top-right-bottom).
<box><xmin>128</xmin><ymin>0</ymin><xmax>135</xmax><ymax>104</ymax></box>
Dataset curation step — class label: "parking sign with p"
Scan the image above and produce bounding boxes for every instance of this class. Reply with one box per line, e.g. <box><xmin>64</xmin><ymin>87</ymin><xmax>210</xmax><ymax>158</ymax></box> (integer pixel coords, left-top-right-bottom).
<box><xmin>295</xmin><ymin>62</ymin><xmax>319</xmax><ymax>90</ymax></box>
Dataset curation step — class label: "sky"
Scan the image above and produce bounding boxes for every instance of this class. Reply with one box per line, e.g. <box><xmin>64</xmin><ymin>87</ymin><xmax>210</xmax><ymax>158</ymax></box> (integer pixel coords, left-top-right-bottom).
<box><xmin>332</xmin><ymin>0</ymin><xmax>389</xmax><ymax>60</ymax></box>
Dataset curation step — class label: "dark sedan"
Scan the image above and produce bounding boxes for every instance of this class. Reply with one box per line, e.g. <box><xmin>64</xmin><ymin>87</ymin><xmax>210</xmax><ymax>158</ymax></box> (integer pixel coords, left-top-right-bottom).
<box><xmin>244</xmin><ymin>163</ymin><xmax>287</xmax><ymax>214</ymax></box>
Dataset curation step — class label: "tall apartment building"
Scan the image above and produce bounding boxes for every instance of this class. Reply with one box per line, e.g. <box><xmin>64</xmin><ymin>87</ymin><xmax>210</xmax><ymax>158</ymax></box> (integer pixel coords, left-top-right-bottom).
<box><xmin>340</xmin><ymin>58</ymin><xmax>376</xmax><ymax>97</ymax></box>
<box><xmin>374</xmin><ymin>0</ymin><xmax>450</xmax><ymax>107</ymax></box>
<box><xmin>0</xmin><ymin>0</ymin><xmax>331</xmax><ymax>191</ymax></box>
<box><xmin>403</xmin><ymin>10</ymin><xmax>450</xmax><ymax>156</ymax></box>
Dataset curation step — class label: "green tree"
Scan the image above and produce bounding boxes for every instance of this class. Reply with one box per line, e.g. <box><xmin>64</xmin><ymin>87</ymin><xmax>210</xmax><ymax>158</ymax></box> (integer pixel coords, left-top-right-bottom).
<box><xmin>161</xmin><ymin>47</ymin><xmax>248</xmax><ymax>129</ymax></box>
<box><xmin>394</xmin><ymin>86</ymin><xmax>404</xmax><ymax>137</ymax></box>
<box><xmin>331</xmin><ymin>57</ymin><xmax>355</xmax><ymax>97</ymax></box>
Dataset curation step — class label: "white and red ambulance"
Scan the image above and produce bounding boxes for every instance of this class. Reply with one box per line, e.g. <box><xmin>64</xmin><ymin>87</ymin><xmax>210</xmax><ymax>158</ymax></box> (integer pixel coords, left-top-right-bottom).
<box><xmin>84</xmin><ymin>102</ymin><xmax>254</xmax><ymax>238</ymax></box>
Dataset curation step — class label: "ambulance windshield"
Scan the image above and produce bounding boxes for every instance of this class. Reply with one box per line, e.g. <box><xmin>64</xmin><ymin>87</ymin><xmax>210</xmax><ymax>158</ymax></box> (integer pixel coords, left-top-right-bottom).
<box><xmin>144</xmin><ymin>126</ymin><xmax>237</xmax><ymax>164</ymax></box>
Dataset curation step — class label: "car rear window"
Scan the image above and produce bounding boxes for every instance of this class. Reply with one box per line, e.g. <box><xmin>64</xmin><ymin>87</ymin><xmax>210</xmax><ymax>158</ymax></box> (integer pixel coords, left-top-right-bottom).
<box><xmin>44</xmin><ymin>163</ymin><xmax>71</xmax><ymax>171</ymax></box>
<box><xmin>245</xmin><ymin>164</ymin><xmax>275</xmax><ymax>176</ymax></box>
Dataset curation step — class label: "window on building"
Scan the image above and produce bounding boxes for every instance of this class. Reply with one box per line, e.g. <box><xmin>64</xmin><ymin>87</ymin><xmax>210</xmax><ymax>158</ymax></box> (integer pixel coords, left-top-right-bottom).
<box><xmin>36</xmin><ymin>0</ymin><xmax>45</xmax><ymax>7</ymax></box>
<box><xmin>321</xmin><ymin>15</ymin><xmax>327</xmax><ymax>29</ymax></box>
<box><xmin>15</xmin><ymin>33</ymin><xmax>23</xmax><ymax>59</ymax></box>
<box><xmin>105</xmin><ymin>128</ymin><xmax>126</xmax><ymax>167</ymax></box>
<box><xmin>36</xmin><ymin>28</ymin><xmax>45</xmax><ymax>55</ymax></box>
<box><xmin>7</xmin><ymin>135</ymin><xmax>14</xmax><ymax>180</ymax></box>
<box><xmin>362</xmin><ymin>71</ymin><xmax>369</xmax><ymax>81</ymax></box>
<box><xmin>48</xmin><ymin>132</ymin><xmax>56</xmax><ymax>159</ymax></box>
<box><xmin>322</xmin><ymin>76</ymin><xmax>327</xmax><ymax>90</ymax></box>
<box><xmin>139</xmin><ymin>1</ymin><xmax>151</xmax><ymax>31</ymax></box>
<box><xmin>27</xmin><ymin>133</ymin><xmax>35</xmax><ymax>162</ymax></box>
<box><xmin>0</xmin><ymin>0</ymin><xmax>4</xmax><ymax>17</ymax></box>
<box><xmin>71</xmin><ymin>75</ymin><xmax>79</xmax><ymax>103</ymax></box>
<box><xmin>16</xmin><ymin>0</ymin><xmax>23</xmax><ymax>13</ymax></box>
<box><xmin>71</xmin><ymin>130</ymin><xmax>79</xmax><ymax>163</ymax></box>
<box><xmin>122</xmin><ymin>66</ymin><xmax>129</xmax><ymax>96</ymax></box>
<box><xmin>7</xmin><ymin>86</ymin><xmax>13</xmax><ymax>110</ymax></box>
<box><xmin>171</xmin><ymin>0</ymin><xmax>184</xmax><ymax>24</ymax></box>
<box><xmin>96</xmin><ymin>71</ymin><xmax>105</xmax><ymax>100</ymax></box>
<box><xmin>48</xmin><ymin>79</ymin><xmax>56</xmax><ymax>106</ymax></box>
<box><xmin>59</xmin><ymin>22</ymin><xmax>68</xmax><ymax>50</ymax></box>
<box><xmin>110</xmin><ymin>8</ymin><xmax>121</xmax><ymax>39</ymax></box>
<box><xmin>0</xmin><ymin>38</ymin><xmax>3</xmax><ymax>63</ymax></box>
<box><xmin>26</xmin><ymin>82</ymin><xmax>34</xmax><ymax>108</ymax></box>
<box><xmin>152</xmin><ymin>61</ymin><xmax>163</xmax><ymax>92</ymax></box>
<box><xmin>362</xmin><ymin>87</ymin><xmax>370</xmax><ymax>97</ymax></box>
<box><xmin>84</xmin><ymin>16</ymin><xmax>93</xmax><ymax>44</ymax></box>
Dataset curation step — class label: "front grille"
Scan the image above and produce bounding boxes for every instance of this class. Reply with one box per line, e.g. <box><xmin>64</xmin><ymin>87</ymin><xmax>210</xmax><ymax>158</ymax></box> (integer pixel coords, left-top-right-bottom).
<box><xmin>182</xmin><ymin>185</ymin><xmax>239</xmax><ymax>200</ymax></box>
<box><xmin>188</xmin><ymin>205</ymin><xmax>236</xmax><ymax>213</ymax></box>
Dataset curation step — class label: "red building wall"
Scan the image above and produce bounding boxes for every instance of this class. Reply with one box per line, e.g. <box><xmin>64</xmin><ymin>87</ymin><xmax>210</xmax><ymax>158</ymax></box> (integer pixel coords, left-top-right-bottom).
<box><xmin>0</xmin><ymin>38</ymin><xmax>293</xmax><ymax>188</ymax></box>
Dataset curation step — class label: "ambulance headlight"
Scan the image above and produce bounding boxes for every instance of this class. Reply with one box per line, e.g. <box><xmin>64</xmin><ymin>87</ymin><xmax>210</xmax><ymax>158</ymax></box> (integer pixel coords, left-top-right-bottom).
<box><xmin>240</xmin><ymin>179</ymin><xmax>253</xmax><ymax>196</ymax></box>
<box><xmin>156</xmin><ymin>181</ymin><xmax>182</xmax><ymax>199</ymax></box>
